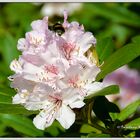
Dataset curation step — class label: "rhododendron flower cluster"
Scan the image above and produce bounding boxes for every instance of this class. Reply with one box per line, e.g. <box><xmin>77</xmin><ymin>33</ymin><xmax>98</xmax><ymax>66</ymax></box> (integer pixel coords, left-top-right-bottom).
<box><xmin>9</xmin><ymin>12</ymin><xmax>105</xmax><ymax>130</ymax></box>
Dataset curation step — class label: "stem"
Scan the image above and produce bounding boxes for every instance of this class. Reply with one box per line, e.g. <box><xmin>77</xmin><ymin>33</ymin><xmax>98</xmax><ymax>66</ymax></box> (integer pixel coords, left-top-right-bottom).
<box><xmin>88</xmin><ymin>122</ymin><xmax>111</xmax><ymax>134</ymax></box>
<box><xmin>86</xmin><ymin>102</ymin><xmax>111</xmax><ymax>135</ymax></box>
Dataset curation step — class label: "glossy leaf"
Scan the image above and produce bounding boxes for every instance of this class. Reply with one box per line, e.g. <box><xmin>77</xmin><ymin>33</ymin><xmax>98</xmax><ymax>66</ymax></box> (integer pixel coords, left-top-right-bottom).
<box><xmin>96</xmin><ymin>37</ymin><xmax>115</xmax><ymax>64</ymax></box>
<box><xmin>89</xmin><ymin>4</ymin><xmax>140</xmax><ymax>27</ymax></box>
<box><xmin>80</xmin><ymin>124</ymin><xmax>101</xmax><ymax>134</ymax></box>
<box><xmin>1</xmin><ymin>34</ymin><xmax>20</xmax><ymax>67</ymax></box>
<box><xmin>87</xmin><ymin>133</ymin><xmax>111</xmax><ymax>137</ymax></box>
<box><xmin>0</xmin><ymin>85</ymin><xmax>16</xmax><ymax>97</ymax></box>
<box><xmin>117</xmin><ymin>100</ymin><xmax>140</xmax><ymax>121</ymax></box>
<box><xmin>92</xmin><ymin>96</ymin><xmax>120</xmax><ymax>125</ymax></box>
<box><xmin>96</xmin><ymin>36</ymin><xmax>140</xmax><ymax>81</ymax></box>
<box><xmin>0</xmin><ymin>121</ymin><xmax>7</xmax><ymax>136</ymax></box>
<box><xmin>0</xmin><ymin>114</ymin><xmax>44</xmax><ymax>137</ymax></box>
<box><xmin>125</xmin><ymin>118</ymin><xmax>140</xmax><ymax>130</ymax></box>
<box><xmin>0</xmin><ymin>94</ymin><xmax>12</xmax><ymax>104</ymax></box>
<box><xmin>45</xmin><ymin>121</ymin><xmax>65</xmax><ymax>137</ymax></box>
<box><xmin>85</xmin><ymin>85</ymin><xmax>119</xmax><ymax>102</ymax></box>
<box><xmin>0</xmin><ymin>103</ymin><xmax>38</xmax><ymax>115</ymax></box>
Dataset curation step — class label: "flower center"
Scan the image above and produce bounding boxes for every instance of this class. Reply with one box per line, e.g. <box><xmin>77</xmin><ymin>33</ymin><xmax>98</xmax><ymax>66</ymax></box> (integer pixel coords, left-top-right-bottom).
<box><xmin>44</xmin><ymin>94</ymin><xmax>62</xmax><ymax>123</ymax></box>
<box><xmin>28</xmin><ymin>33</ymin><xmax>46</xmax><ymax>46</ymax></box>
<box><xmin>68</xmin><ymin>75</ymin><xmax>88</xmax><ymax>96</ymax></box>
<box><xmin>68</xmin><ymin>75</ymin><xmax>79</xmax><ymax>88</ymax></box>
<box><xmin>62</xmin><ymin>42</ymin><xmax>76</xmax><ymax>59</ymax></box>
<box><xmin>44</xmin><ymin>64</ymin><xmax>59</xmax><ymax>75</ymax></box>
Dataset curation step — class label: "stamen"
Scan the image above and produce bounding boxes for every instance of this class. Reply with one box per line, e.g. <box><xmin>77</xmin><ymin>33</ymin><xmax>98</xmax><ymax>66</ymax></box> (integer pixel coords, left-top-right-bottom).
<box><xmin>44</xmin><ymin>64</ymin><xmax>59</xmax><ymax>75</ymax></box>
<box><xmin>62</xmin><ymin>43</ymin><xmax>76</xmax><ymax>60</ymax></box>
<box><xmin>63</xmin><ymin>10</ymin><xmax>68</xmax><ymax>28</ymax></box>
<box><xmin>68</xmin><ymin>75</ymin><xmax>79</xmax><ymax>88</ymax></box>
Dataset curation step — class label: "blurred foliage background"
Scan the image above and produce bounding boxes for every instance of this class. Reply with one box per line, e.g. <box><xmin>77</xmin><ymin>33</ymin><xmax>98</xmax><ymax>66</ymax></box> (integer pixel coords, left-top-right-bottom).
<box><xmin>0</xmin><ymin>3</ymin><xmax>140</xmax><ymax>137</ymax></box>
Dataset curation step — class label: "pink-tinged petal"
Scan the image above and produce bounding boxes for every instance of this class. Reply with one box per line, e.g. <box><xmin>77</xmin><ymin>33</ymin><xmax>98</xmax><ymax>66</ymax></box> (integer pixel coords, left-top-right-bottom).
<box><xmin>17</xmin><ymin>38</ymin><xmax>28</xmax><ymax>51</ymax></box>
<box><xmin>22</xmin><ymin>54</ymin><xmax>45</xmax><ymax>66</ymax></box>
<box><xmin>25</xmin><ymin>31</ymin><xmax>46</xmax><ymax>46</ymax></box>
<box><xmin>62</xmin><ymin>29</ymin><xmax>82</xmax><ymax>44</ymax></box>
<box><xmin>70</xmin><ymin>21</ymin><xmax>82</xmax><ymax>30</ymax></box>
<box><xmin>10</xmin><ymin>74</ymin><xmax>35</xmax><ymax>92</ymax></box>
<box><xmin>62</xmin><ymin>20</ymin><xmax>84</xmax><ymax>44</ymax></box>
<box><xmin>66</xmin><ymin>65</ymin><xmax>82</xmax><ymax>77</ymax></box>
<box><xmin>63</xmin><ymin>10</ymin><xmax>69</xmax><ymax>28</ymax></box>
<box><xmin>31</xmin><ymin>18</ymin><xmax>48</xmax><ymax>32</ymax></box>
<box><xmin>56</xmin><ymin>104</ymin><xmax>75</xmax><ymax>129</ymax></box>
<box><xmin>33</xmin><ymin>83</ymin><xmax>54</xmax><ymax>95</ymax></box>
<box><xmin>41</xmin><ymin>40</ymin><xmax>62</xmax><ymax>59</ymax></box>
<box><xmin>10</xmin><ymin>59</ymin><xmax>22</xmax><ymax>74</ymax></box>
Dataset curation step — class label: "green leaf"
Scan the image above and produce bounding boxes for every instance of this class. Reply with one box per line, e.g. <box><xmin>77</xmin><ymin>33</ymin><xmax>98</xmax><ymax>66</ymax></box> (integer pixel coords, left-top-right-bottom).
<box><xmin>96</xmin><ymin>37</ymin><xmax>115</xmax><ymax>64</ymax></box>
<box><xmin>96</xmin><ymin>36</ymin><xmax>140</xmax><ymax>81</ymax></box>
<box><xmin>0</xmin><ymin>93</ymin><xmax>12</xmax><ymax>104</ymax></box>
<box><xmin>80</xmin><ymin>124</ymin><xmax>101</xmax><ymax>134</ymax></box>
<box><xmin>117</xmin><ymin>100</ymin><xmax>140</xmax><ymax>121</ymax></box>
<box><xmin>87</xmin><ymin>133</ymin><xmax>111</xmax><ymax>137</ymax></box>
<box><xmin>88</xmin><ymin>4</ymin><xmax>140</xmax><ymax>27</ymax></box>
<box><xmin>0</xmin><ymin>103</ymin><xmax>38</xmax><ymax>115</ymax></box>
<box><xmin>1</xmin><ymin>33</ymin><xmax>20</xmax><ymax>68</ymax></box>
<box><xmin>109</xmin><ymin>112</ymin><xmax>119</xmax><ymax>121</ymax></box>
<box><xmin>0</xmin><ymin>85</ymin><xmax>16</xmax><ymax>97</ymax></box>
<box><xmin>0</xmin><ymin>121</ymin><xmax>7</xmax><ymax>136</ymax></box>
<box><xmin>125</xmin><ymin>118</ymin><xmax>140</xmax><ymax>130</ymax></box>
<box><xmin>92</xmin><ymin>96</ymin><xmax>120</xmax><ymax>125</ymax></box>
<box><xmin>0</xmin><ymin>114</ymin><xmax>44</xmax><ymax>137</ymax></box>
<box><xmin>85</xmin><ymin>85</ymin><xmax>119</xmax><ymax>102</ymax></box>
<box><xmin>45</xmin><ymin>121</ymin><xmax>65</xmax><ymax>137</ymax></box>
<box><xmin>132</xmin><ymin>35</ymin><xmax>140</xmax><ymax>44</ymax></box>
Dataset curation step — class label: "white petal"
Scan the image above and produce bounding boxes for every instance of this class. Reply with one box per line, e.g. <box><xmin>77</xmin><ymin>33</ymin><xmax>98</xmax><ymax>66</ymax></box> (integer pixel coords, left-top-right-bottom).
<box><xmin>77</xmin><ymin>32</ymin><xmax>96</xmax><ymax>54</ymax></box>
<box><xmin>10</xmin><ymin>75</ymin><xmax>35</xmax><ymax>92</ymax></box>
<box><xmin>56</xmin><ymin>104</ymin><xmax>75</xmax><ymax>129</ymax></box>
<box><xmin>33</xmin><ymin>83</ymin><xmax>54</xmax><ymax>95</ymax></box>
<box><xmin>23</xmin><ymin>62</ymin><xmax>42</xmax><ymax>74</ymax></box>
<box><xmin>25</xmin><ymin>101</ymin><xmax>45</xmax><ymax>110</ymax></box>
<box><xmin>12</xmin><ymin>94</ymin><xmax>26</xmax><ymax>104</ymax></box>
<box><xmin>80</xmin><ymin>65</ymin><xmax>100</xmax><ymax>82</ymax></box>
<box><xmin>25</xmin><ymin>99</ymin><xmax>50</xmax><ymax>111</ymax></box>
<box><xmin>56</xmin><ymin>80</ymin><xmax>68</xmax><ymax>89</ymax></box>
<box><xmin>33</xmin><ymin>110</ymin><xmax>55</xmax><ymax>130</ymax></box>
<box><xmin>61</xmin><ymin>88</ymin><xmax>84</xmax><ymax>108</ymax></box>
<box><xmin>85</xmin><ymin>82</ymin><xmax>106</xmax><ymax>96</ymax></box>
<box><xmin>62</xmin><ymin>88</ymin><xmax>80</xmax><ymax>103</ymax></box>
<box><xmin>69</xmin><ymin>100</ymin><xmax>85</xmax><ymax>109</ymax></box>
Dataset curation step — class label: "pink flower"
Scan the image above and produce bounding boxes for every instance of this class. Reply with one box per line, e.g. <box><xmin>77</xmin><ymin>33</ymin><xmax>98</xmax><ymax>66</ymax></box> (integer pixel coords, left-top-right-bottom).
<box><xmin>9</xmin><ymin>11</ymin><xmax>104</xmax><ymax>130</ymax></box>
<box><xmin>60</xmin><ymin>12</ymin><xmax>96</xmax><ymax>64</ymax></box>
<box><xmin>104</xmin><ymin>65</ymin><xmax>140</xmax><ymax>108</ymax></box>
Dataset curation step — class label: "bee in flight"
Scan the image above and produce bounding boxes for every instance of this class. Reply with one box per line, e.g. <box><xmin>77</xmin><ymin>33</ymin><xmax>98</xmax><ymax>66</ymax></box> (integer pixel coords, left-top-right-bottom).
<box><xmin>49</xmin><ymin>22</ymin><xmax>65</xmax><ymax>36</ymax></box>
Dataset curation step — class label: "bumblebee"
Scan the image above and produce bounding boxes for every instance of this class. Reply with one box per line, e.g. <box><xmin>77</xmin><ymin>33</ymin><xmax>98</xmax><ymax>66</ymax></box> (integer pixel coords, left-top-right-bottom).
<box><xmin>49</xmin><ymin>22</ymin><xmax>65</xmax><ymax>36</ymax></box>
